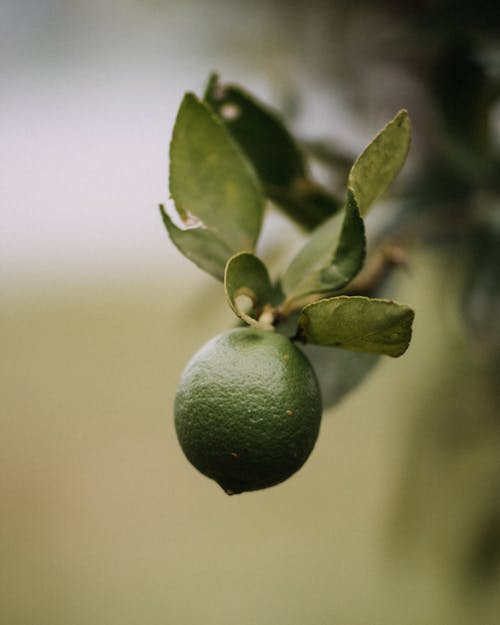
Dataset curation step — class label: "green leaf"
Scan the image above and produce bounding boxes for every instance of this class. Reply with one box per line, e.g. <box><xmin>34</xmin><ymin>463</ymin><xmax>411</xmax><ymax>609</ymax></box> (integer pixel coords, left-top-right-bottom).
<box><xmin>268</xmin><ymin>182</ymin><xmax>341</xmax><ymax>231</ymax></box>
<box><xmin>204</xmin><ymin>74</ymin><xmax>340</xmax><ymax>230</ymax></box>
<box><xmin>167</xmin><ymin>93</ymin><xmax>264</xmax><ymax>277</ymax></box>
<box><xmin>224</xmin><ymin>252</ymin><xmax>274</xmax><ymax>327</ymax></box>
<box><xmin>297</xmin><ymin>295</ymin><xmax>414</xmax><ymax>357</ymax></box>
<box><xmin>204</xmin><ymin>74</ymin><xmax>306</xmax><ymax>188</ymax></box>
<box><xmin>348</xmin><ymin>110</ymin><xmax>411</xmax><ymax>215</ymax></box>
<box><xmin>159</xmin><ymin>204</ymin><xmax>232</xmax><ymax>281</ymax></box>
<box><xmin>300</xmin><ymin>343</ymin><xmax>380</xmax><ymax>408</ymax></box>
<box><xmin>281</xmin><ymin>189</ymin><xmax>365</xmax><ymax>307</ymax></box>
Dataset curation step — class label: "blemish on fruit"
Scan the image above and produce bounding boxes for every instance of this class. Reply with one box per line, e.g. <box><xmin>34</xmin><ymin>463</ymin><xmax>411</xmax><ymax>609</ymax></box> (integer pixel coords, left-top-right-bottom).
<box><xmin>230</xmin><ymin>451</ymin><xmax>238</xmax><ymax>458</ymax></box>
<box><xmin>283</xmin><ymin>354</ymin><xmax>290</xmax><ymax>361</ymax></box>
<box><xmin>286</xmin><ymin>409</ymin><xmax>294</xmax><ymax>416</ymax></box>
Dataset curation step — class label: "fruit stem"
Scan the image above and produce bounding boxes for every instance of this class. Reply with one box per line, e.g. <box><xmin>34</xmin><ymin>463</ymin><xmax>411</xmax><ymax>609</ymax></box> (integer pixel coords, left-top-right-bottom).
<box><xmin>256</xmin><ymin>307</ymin><xmax>276</xmax><ymax>331</ymax></box>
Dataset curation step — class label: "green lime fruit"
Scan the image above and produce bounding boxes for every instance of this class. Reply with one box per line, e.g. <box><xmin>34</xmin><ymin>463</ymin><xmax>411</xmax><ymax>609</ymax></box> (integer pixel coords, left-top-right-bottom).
<box><xmin>174</xmin><ymin>327</ymin><xmax>322</xmax><ymax>494</ymax></box>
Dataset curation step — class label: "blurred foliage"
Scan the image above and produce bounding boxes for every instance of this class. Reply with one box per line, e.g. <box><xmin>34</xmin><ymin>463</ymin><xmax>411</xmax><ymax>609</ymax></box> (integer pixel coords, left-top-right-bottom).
<box><xmin>311</xmin><ymin>0</ymin><xmax>500</xmax><ymax>597</ymax></box>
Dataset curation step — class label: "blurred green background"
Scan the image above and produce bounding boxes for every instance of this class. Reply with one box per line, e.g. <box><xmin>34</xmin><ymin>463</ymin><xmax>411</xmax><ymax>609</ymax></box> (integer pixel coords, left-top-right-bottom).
<box><xmin>2</xmin><ymin>1</ymin><xmax>499</xmax><ymax>624</ymax></box>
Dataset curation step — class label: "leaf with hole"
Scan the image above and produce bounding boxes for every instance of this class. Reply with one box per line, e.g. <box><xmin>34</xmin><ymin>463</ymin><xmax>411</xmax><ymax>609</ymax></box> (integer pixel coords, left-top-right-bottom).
<box><xmin>159</xmin><ymin>204</ymin><xmax>233</xmax><ymax>281</ymax></box>
<box><xmin>165</xmin><ymin>93</ymin><xmax>264</xmax><ymax>279</ymax></box>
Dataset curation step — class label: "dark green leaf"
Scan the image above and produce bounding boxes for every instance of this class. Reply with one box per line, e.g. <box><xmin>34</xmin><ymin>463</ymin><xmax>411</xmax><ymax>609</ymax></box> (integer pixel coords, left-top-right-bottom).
<box><xmin>168</xmin><ymin>93</ymin><xmax>264</xmax><ymax>274</ymax></box>
<box><xmin>159</xmin><ymin>204</ymin><xmax>232</xmax><ymax>281</ymax></box>
<box><xmin>204</xmin><ymin>74</ymin><xmax>306</xmax><ymax>188</ymax></box>
<box><xmin>224</xmin><ymin>252</ymin><xmax>274</xmax><ymax>327</ymax></box>
<box><xmin>302</xmin><ymin>139</ymin><xmax>354</xmax><ymax>173</ymax></box>
<box><xmin>281</xmin><ymin>189</ymin><xmax>365</xmax><ymax>307</ymax></box>
<box><xmin>348</xmin><ymin>110</ymin><xmax>411</xmax><ymax>215</ymax></box>
<box><xmin>297</xmin><ymin>295</ymin><xmax>414</xmax><ymax>357</ymax></box>
<box><xmin>268</xmin><ymin>181</ymin><xmax>341</xmax><ymax>231</ymax></box>
<box><xmin>204</xmin><ymin>74</ymin><xmax>340</xmax><ymax>229</ymax></box>
<box><xmin>300</xmin><ymin>343</ymin><xmax>380</xmax><ymax>409</ymax></box>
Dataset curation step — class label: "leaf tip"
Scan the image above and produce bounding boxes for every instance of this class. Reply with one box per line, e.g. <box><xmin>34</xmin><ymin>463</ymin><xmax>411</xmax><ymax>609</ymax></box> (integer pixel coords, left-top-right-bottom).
<box><xmin>393</xmin><ymin>109</ymin><xmax>412</xmax><ymax>137</ymax></box>
<box><xmin>391</xmin><ymin>305</ymin><xmax>415</xmax><ymax>358</ymax></box>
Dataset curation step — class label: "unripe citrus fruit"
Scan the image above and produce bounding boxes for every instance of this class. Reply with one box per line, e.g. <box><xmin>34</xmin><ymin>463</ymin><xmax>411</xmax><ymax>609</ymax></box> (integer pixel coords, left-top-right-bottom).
<box><xmin>174</xmin><ymin>327</ymin><xmax>322</xmax><ymax>494</ymax></box>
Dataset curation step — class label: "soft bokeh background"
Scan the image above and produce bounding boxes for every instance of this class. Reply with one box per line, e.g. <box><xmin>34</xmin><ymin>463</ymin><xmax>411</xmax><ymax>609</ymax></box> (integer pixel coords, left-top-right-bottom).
<box><xmin>2</xmin><ymin>2</ymin><xmax>499</xmax><ymax>624</ymax></box>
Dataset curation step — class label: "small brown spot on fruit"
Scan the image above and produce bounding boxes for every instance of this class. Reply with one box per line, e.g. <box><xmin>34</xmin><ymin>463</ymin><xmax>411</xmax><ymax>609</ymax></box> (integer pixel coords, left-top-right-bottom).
<box><xmin>286</xmin><ymin>409</ymin><xmax>293</xmax><ymax>416</ymax></box>
<box><xmin>283</xmin><ymin>354</ymin><xmax>290</xmax><ymax>361</ymax></box>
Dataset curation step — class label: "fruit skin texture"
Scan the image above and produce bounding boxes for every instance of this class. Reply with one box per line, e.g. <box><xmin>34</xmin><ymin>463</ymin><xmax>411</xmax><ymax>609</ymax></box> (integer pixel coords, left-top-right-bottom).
<box><xmin>174</xmin><ymin>327</ymin><xmax>322</xmax><ymax>494</ymax></box>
